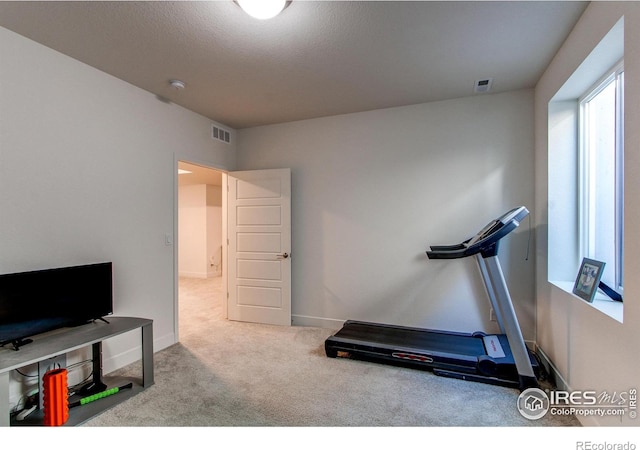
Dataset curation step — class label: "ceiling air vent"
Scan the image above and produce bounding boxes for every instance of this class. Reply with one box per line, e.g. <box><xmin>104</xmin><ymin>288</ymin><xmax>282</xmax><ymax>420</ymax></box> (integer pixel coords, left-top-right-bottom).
<box><xmin>212</xmin><ymin>125</ymin><xmax>231</xmax><ymax>144</ymax></box>
<box><xmin>474</xmin><ymin>78</ymin><xmax>493</xmax><ymax>94</ymax></box>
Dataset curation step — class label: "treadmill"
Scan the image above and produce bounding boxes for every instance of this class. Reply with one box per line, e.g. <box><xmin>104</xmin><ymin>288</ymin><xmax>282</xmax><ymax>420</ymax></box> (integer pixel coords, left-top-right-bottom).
<box><xmin>325</xmin><ymin>206</ymin><xmax>540</xmax><ymax>390</ymax></box>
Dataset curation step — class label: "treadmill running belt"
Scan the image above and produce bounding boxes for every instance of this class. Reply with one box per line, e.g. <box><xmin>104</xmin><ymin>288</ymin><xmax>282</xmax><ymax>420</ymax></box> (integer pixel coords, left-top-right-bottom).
<box><xmin>332</xmin><ymin>322</ymin><xmax>487</xmax><ymax>356</ymax></box>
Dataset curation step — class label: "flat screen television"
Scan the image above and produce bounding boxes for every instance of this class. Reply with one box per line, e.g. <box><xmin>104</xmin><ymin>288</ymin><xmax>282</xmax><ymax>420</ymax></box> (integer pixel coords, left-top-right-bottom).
<box><xmin>0</xmin><ymin>262</ymin><xmax>113</xmax><ymax>350</ymax></box>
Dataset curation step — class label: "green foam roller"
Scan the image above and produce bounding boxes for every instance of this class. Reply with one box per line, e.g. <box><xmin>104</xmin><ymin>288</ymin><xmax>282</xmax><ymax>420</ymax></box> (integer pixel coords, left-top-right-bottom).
<box><xmin>80</xmin><ymin>387</ymin><xmax>120</xmax><ymax>405</ymax></box>
<box><xmin>70</xmin><ymin>383</ymin><xmax>133</xmax><ymax>408</ymax></box>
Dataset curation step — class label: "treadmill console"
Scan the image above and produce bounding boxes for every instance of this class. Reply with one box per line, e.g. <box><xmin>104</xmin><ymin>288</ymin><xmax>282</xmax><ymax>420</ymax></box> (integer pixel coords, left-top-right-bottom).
<box><xmin>427</xmin><ymin>206</ymin><xmax>529</xmax><ymax>259</ymax></box>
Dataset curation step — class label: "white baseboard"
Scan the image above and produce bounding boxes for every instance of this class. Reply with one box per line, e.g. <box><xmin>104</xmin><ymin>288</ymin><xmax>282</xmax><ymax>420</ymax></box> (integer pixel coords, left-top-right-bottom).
<box><xmin>103</xmin><ymin>332</ymin><xmax>175</xmax><ymax>374</ymax></box>
<box><xmin>179</xmin><ymin>272</ymin><xmax>221</xmax><ymax>279</ymax></box>
<box><xmin>535</xmin><ymin>345</ymin><xmax>570</xmax><ymax>392</ymax></box>
<box><xmin>534</xmin><ymin>346</ymin><xmax>614</xmax><ymax>425</ymax></box>
<box><xmin>291</xmin><ymin>314</ymin><xmax>344</xmax><ymax>329</ymax></box>
<box><xmin>178</xmin><ymin>271</ymin><xmax>207</xmax><ymax>279</ymax></box>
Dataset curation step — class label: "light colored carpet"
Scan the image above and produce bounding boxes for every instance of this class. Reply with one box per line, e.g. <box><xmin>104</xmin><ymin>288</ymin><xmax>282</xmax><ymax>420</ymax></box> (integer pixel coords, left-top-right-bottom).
<box><xmin>84</xmin><ymin>276</ymin><xmax>580</xmax><ymax>427</ymax></box>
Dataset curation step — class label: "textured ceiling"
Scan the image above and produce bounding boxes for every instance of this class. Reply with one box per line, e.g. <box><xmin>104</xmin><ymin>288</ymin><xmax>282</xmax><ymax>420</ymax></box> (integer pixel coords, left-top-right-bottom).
<box><xmin>0</xmin><ymin>1</ymin><xmax>588</xmax><ymax>129</ymax></box>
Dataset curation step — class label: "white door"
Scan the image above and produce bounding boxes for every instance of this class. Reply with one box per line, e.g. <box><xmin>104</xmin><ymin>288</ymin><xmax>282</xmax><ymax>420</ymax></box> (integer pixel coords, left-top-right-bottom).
<box><xmin>227</xmin><ymin>168</ymin><xmax>291</xmax><ymax>326</ymax></box>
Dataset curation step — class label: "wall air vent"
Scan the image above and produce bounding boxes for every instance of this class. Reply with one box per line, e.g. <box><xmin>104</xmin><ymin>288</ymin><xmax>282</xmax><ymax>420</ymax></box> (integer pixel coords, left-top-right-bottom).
<box><xmin>474</xmin><ymin>78</ymin><xmax>493</xmax><ymax>94</ymax></box>
<box><xmin>212</xmin><ymin>125</ymin><xmax>231</xmax><ymax>144</ymax></box>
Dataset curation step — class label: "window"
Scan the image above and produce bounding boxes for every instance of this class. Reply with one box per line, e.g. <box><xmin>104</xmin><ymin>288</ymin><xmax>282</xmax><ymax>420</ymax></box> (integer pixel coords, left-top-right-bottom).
<box><xmin>547</xmin><ymin>17</ymin><xmax>623</xmax><ymax>321</ymax></box>
<box><xmin>578</xmin><ymin>62</ymin><xmax>624</xmax><ymax>292</ymax></box>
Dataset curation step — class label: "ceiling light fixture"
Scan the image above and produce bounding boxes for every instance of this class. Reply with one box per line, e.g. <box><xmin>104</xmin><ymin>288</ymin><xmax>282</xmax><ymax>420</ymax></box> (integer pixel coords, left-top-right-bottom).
<box><xmin>236</xmin><ymin>0</ymin><xmax>291</xmax><ymax>20</ymax></box>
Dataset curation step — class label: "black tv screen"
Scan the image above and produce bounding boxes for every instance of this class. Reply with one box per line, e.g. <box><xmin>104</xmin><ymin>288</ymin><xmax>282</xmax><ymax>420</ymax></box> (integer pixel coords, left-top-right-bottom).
<box><xmin>0</xmin><ymin>262</ymin><xmax>113</xmax><ymax>349</ymax></box>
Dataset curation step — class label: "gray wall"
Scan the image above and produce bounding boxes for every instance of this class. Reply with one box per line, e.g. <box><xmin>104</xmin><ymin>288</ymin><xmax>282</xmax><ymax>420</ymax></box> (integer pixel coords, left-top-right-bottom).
<box><xmin>237</xmin><ymin>90</ymin><xmax>536</xmax><ymax>339</ymax></box>
<box><xmin>0</xmin><ymin>25</ymin><xmax>235</xmax><ymax>379</ymax></box>
<box><xmin>534</xmin><ymin>2</ymin><xmax>640</xmax><ymax>426</ymax></box>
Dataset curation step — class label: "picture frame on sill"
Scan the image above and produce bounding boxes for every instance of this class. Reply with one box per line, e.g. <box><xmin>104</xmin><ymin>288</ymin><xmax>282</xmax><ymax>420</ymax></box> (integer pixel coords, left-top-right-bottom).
<box><xmin>573</xmin><ymin>258</ymin><xmax>605</xmax><ymax>303</ymax></box>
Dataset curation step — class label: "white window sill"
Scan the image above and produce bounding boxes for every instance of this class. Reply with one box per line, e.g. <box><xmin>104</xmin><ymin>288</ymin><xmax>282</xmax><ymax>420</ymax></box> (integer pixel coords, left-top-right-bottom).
<box><xmin>550</xmin><ymin>280</ymin><xmax>623</xmax><ymax>323</ymax></box>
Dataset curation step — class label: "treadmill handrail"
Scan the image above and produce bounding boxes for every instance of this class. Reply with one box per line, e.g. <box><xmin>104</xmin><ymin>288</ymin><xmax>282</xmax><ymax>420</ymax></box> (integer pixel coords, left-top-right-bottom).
<box><xmin>427</xmin><ymin>206</ymin><xmax>529</xmax><ymax>260</ymax></box>
<box><xmin>428</xmin><ymin>242</ymin><xmax>469</xmax><ymax>252</ymax></box>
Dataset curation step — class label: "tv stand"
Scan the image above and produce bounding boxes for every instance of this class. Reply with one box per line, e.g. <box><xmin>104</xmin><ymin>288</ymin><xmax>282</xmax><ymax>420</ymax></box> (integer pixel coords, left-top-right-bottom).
<box><xmin>0</xmin><ymin>316</ymin><xmax>153</xmax><ymax>426</ymax></box>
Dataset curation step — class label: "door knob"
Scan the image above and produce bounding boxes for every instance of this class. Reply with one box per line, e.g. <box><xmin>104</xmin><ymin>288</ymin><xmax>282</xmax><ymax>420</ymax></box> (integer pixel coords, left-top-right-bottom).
<box><xmin>276</xmin><ymin>253</ymin><xmax>290</xmax><ymax>259</ymax></box>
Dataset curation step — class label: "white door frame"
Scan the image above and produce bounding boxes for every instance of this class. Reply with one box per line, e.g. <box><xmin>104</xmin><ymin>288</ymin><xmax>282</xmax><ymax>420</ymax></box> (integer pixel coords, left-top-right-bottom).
<box><xmin>172</xmin><ymin>154</ymin><xmax>229</xmax><ymax>344</ymax></box>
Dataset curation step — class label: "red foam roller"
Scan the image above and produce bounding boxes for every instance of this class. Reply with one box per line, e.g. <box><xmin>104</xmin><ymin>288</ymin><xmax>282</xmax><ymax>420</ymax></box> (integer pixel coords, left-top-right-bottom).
<box><xmin>43</xmin><ymin>368</ymin><xmax>69</xmax><ymax>426</ymax></box>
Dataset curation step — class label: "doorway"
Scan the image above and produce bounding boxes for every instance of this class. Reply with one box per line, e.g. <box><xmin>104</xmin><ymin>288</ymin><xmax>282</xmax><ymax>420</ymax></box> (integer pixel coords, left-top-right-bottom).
<box><xmin>176</xmin><ymin>160</ymin><xmax>225</xmax><ymax>341</ymax></box>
